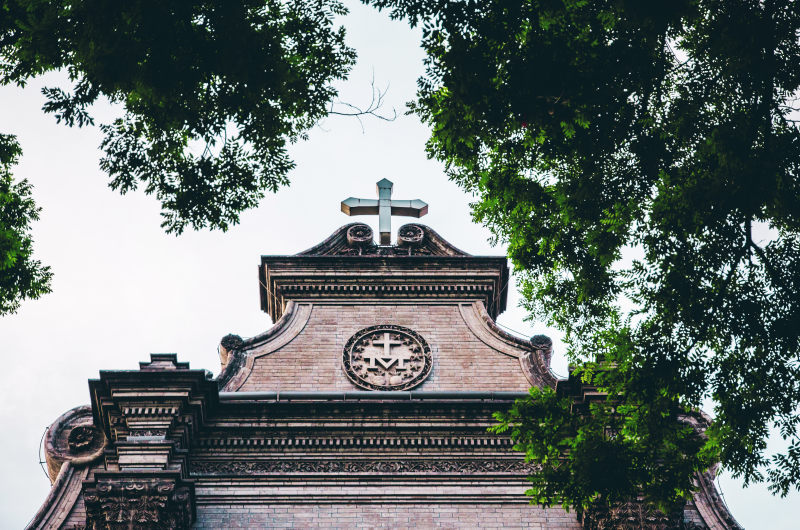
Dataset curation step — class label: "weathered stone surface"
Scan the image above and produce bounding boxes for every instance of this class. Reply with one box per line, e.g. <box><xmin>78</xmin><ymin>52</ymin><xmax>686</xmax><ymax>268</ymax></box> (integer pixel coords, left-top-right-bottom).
<box><xmin>83</xmin><ymin>472</ymin><xmax>194</xmax><ymax>530</ymax></box>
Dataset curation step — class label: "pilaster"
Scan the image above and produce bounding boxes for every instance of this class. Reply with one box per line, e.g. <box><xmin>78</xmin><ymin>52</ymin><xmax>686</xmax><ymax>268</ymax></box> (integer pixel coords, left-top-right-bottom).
<box><xmin>83</xmin><ymin>354</ymin><xmax>218</xmax><ymax>529</ymax></box>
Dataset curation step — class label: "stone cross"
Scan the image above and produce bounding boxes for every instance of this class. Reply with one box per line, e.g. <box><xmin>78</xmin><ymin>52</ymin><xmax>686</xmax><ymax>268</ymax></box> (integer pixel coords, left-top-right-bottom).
<box><xmin>364</xmin><ymin>332</ymin><xmax>410</xmax><ymax>370</ymax></box>
<box><xmin>340</xmin><ymin>179</ymin><xmax>428</xmax><ymax>244</ymax></box>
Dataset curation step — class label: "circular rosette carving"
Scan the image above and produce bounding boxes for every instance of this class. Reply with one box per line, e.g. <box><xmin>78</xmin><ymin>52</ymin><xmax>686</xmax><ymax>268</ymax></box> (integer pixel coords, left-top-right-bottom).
<box><xmin>342</xmin><ymin>325</ymin><xmax>432</xmax><ymax>390</ymax></box>
<box><xmin>346</xmin><ymin>223</ymin><xmax>374</xmax><ymax>248</ymax></box>
<box><xmin>397</xmin><ymin>223</ymin><xmax>425</xmax><ymax>247</ymax></box>
<box><xmin>44</xmin><ymin>405</ymin><xmax>107</xmax><ymax>483</ymax></box>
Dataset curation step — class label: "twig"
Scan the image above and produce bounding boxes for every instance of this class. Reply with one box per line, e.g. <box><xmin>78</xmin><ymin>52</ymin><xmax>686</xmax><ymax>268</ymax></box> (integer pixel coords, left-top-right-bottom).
<box><xmin>328</xmin><ymin>71</ymin><xmax>397</xmax><ymax>133</ymax></box>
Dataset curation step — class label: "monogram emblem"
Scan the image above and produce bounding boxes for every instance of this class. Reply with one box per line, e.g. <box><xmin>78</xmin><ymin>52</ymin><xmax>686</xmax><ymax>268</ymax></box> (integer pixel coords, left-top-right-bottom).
<box><xmin>342</xmin><ymin>325</ymin><xmax>432</xmax><ymax>390</ymax></box>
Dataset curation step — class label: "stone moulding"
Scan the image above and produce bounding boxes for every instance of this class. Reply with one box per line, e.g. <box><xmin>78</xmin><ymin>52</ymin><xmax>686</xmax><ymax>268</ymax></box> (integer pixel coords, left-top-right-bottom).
<box><xmin>196</xmin><ymin>434</ymin><xmax>514</xmax><ymax>450</ymax></box>
<box><xmin>217</xmin><ymin>301</ymin><xmax>312</xmax><ymax>392</ymax></box>
<box><xmin>458</xmin><ymin>301</ymin><xmax>557</xmax><ymax>387</ymax></box>
<box><xmin>26</xmin><ymin>462</ymin><xmax>89</xmax><ymax>530</ymax></box>
<box><xmin>191</xmin><ymin>493</ymin><xmax>540</xmax><ymax>506</ymax></box>
<box><xmin>693</xmin><ymin>467</ymin><xmax>743</xmax><ymax>530</ymax></box>
<box><xmin>189</xmin><ymin>458</ymin><xmax>533</xmax><ymax>476</ymax></box>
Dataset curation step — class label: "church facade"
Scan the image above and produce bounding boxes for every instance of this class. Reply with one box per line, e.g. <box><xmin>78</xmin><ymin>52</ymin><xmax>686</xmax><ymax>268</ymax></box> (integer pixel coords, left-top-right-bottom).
<box><xmin>29</xmin><ymin>185</ymin><xmax>741</xmax><ymax>529</ymax></box>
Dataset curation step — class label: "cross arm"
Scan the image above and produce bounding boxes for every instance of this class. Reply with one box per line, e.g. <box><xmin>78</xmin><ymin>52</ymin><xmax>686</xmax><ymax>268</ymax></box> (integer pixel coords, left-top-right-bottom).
<box><xmin>341</xmin><ymin>197</ymin><xmax>379</xmax><ymax>216</ymax></box>
<box><xmin>390</xmin><ymin>199</ymin><xmax>428</xmax><ymax>218</ymax></box>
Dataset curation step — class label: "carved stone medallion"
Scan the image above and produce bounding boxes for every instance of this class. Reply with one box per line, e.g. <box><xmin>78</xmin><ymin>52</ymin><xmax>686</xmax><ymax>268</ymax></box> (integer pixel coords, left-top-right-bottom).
<box><xmin>397</xmin><ymin>223</ymin><xmax>424</xmax><ymax>247</ymax></box>
<box><xmin>342</xmin><ymin>325</ymin><xmax>432</xmax><ymax>390</ymax></box>
<box><xmin>67</xmin><ymin>425</ymin><xmax>96</xmax><ymax>453</ymax></box>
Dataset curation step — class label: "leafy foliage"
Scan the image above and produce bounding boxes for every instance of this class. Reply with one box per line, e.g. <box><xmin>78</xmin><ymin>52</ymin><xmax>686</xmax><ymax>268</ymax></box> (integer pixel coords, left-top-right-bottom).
<box><xmin>373</xmin><ymin>0</ymin><xmax>800</xmax><ymax>510</ymax></box>
<box><xmin>0</xmin><ymin>134</ymin><xmax>51</xmax><ymax>314</ymax></box>
<box><xmin>0</xmin><ymin>0</ymin><xmax>356</xmax><ymax>232</ymax></box>
<box><xmin>491</xmin><ymin>383</ymin><xmax>712</xmax><ymax>513</ymax></box>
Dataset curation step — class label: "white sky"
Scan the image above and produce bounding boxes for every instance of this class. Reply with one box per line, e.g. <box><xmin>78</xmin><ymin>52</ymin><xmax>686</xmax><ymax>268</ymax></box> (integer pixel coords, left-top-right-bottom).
<box><xmin>0</xmin><ymin>2</ymin><xmax>794</xmax><ymax>528</ymax></box>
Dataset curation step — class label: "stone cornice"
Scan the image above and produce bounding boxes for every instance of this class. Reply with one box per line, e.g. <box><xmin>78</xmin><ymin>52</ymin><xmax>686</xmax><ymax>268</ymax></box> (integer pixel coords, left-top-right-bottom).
<box><xmin>259</xmin><ymin>252</ymin><xmax>509</xmax><ymax>322</ymax></box>
<box><xmin>194</xmin><ymin>434</ymin><xmax>514</xmax><ymax>450</ymax></box>
<box><xmin>89</xmin><ymin>354</ymin><xmax>219</xmax><ymax>444</ymax></box>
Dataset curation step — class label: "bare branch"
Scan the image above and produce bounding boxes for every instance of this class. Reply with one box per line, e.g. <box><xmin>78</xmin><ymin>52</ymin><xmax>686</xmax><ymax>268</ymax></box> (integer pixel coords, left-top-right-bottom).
<box><xmin>327</xmin><ymin>71</ymin><xmax>397</xmax><ymax>133</ymax></box>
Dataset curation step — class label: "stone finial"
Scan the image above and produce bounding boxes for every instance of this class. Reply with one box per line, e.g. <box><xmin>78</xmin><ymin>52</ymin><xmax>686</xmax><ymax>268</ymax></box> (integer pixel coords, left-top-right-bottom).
<box><xmin>219</xmin><ymin>334</ymin><xmax>244</xmax><ymax>368</ymax></box>
<box><xmin>530</xmin><ymin>334</ymin><xmax>553</xmax><ymax>367</ymax></box>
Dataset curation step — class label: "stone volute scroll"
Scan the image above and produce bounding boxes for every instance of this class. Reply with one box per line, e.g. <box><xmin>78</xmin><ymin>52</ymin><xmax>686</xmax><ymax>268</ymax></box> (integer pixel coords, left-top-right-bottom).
<box><xmin>397</xmin><ymin>223</ymin><xmax>424</xmax><ymax>247</ymax></box>
<box><xmin>43</xmin><ymin>405</ymin><xmax>107</xmax><ymax>483</ymax></box>
<box><xmin>342</xmin><ymin>325</ymin><xmax>432</xmax><ymax>390</ymax></box>
<box><xmin>346</xmin><ymin>223</ymin><xmax>374</xmax><ymax>248</ymax></box>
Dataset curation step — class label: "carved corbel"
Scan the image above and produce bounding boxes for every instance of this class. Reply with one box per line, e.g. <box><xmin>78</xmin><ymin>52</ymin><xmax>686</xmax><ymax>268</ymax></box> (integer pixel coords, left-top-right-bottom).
<box><xmin>84</xmin><ymin>472</ymin><xmax>194</xmax><ymax>530</ymax></box>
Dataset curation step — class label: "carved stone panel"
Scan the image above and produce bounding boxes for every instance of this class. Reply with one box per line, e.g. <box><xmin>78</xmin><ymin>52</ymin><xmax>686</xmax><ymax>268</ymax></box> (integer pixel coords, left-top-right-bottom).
<box><xmin>580</xmin><ymin>499</ymin><xmax>688</xmax><ymax>530</ymax></box>
<box><xmin>190</xmin><ymin>458</ymin><xmax>532</xmax><ymax>475</ymax></box>
<box><xmin>342</xmin><ymin>325</ymin><xmax>432</xmax><ymax>390</ymax></box>
<box><xmin>84</xmin><ymin>475</ymin><xmax>194</xmax><ymax>530</ymax></box>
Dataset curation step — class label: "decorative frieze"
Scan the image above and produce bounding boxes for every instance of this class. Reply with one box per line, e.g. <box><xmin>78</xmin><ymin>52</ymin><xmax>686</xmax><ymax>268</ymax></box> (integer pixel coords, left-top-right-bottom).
<box><xmin>579</xmin><ymin>499</ymin><xmax>693</xmax><ymax>530</ymax></box>
<box><xmin>190</xmin><ymin>458</ymin><xmax>532</xmax><ymax>476</ymax></box>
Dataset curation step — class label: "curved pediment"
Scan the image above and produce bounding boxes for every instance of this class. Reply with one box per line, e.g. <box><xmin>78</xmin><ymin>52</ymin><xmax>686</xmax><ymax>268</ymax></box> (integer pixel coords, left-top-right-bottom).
<box><xmin>298</xmin><ymin>223</ymin><xmax>470</xmax><ymax>257</ymax></box>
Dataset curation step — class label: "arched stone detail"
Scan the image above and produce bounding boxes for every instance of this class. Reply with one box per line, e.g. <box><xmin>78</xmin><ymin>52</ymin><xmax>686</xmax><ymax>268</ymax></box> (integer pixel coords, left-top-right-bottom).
<box><xmin>219</xmin><ymin>301</ymin><xmax>313</xmax><ymax>391</ymax></box>
<box><xmin>458</xmin><ymin>301</ymin><xmax>557</xmax><ymax>387</ymax></box>
<box><xmin>26</xmin><ymin>462</ymin><xmax>90</xmax><ymax>530</ymax></box>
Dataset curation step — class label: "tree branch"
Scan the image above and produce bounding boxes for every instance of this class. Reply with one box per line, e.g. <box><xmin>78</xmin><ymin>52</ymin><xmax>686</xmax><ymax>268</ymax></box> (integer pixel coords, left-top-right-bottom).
<box><xmin>327</xmin><ymin>72</ymin><xmax>397</xmax><ymax>133</ymax></box>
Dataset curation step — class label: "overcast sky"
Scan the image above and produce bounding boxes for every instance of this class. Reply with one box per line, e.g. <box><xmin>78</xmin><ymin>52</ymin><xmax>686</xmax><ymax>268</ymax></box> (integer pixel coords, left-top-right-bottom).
<box><xmin>0</xmin><ymin>3</ymin><xmax>795</xmax><ymax>528</ymax></box>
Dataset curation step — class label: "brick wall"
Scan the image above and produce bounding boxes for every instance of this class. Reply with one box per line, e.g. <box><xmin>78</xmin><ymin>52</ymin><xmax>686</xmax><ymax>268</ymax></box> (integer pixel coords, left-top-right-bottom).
<box><xmin>194</xmin><ymin>503</ymin><xmax>582</xmax><ymax>529</ymax></box>
<box><xmin>239</xmin><ymin>303</ymin><xmax>531</xmax><ymax>392</ymax></box>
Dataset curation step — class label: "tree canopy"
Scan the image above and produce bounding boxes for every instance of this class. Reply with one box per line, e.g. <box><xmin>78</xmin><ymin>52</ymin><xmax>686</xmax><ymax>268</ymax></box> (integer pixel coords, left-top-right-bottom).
<box><xmin>372</xmin><ymin>0</ymin><xmax>800</xmax><ymax>512</ymax></box>
<box><xmin>0</xmin><ymin>0</ymin><xmax>355</xmax><ymax>314</ymax></box>
<box><xmin>0</xmin><ymin>134</ymin><xmax>51</xmax><ymax>315</ymax></box>
<box><xmin>1</xmin><ymin>0</ymin><xmax>355</xmax><ymax>233</ymax></box>
<box><xmin>3</xmin><ymin>0</ymin><xmax>800</xmax><ymax>515</ymax></box>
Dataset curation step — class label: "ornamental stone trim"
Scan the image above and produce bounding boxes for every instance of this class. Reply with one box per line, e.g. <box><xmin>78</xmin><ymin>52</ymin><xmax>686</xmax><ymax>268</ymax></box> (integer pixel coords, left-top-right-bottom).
<box><xmin>190</xmin><ymin>458</ymin><xmax>532</xmax><ymax>476</ymax></box>
<box><xmin>342</xmin><ymin>325</ymin><xmax>432</xmax><ymax>390</ymax></box>
<box><xmin>196</xmin><ymin>435</ymin><xmax>513</xmax><ymax>449</ymax></box>
<box><xmin>83</xmin><ymin>474</ymin><xmax>194</xmax><ymax>530</ymax></box>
